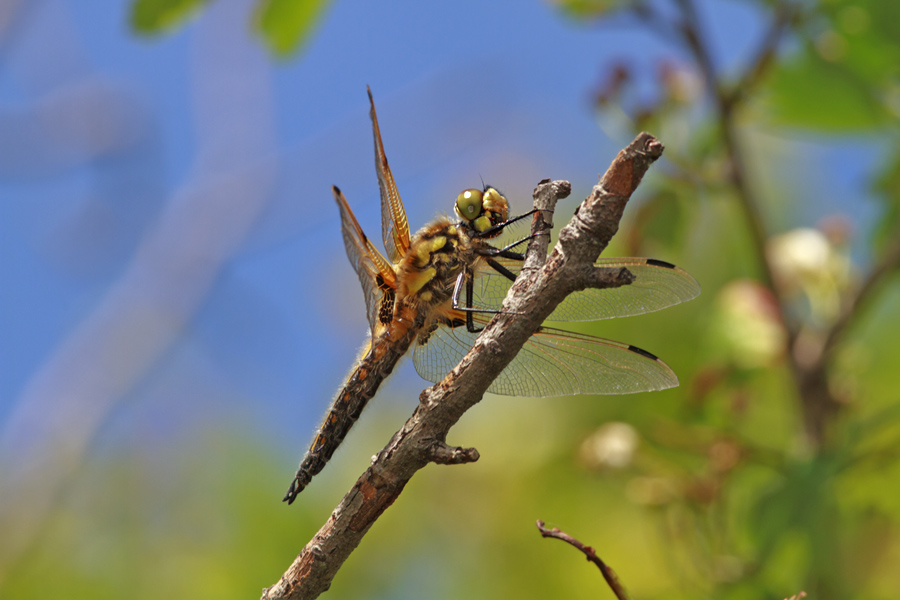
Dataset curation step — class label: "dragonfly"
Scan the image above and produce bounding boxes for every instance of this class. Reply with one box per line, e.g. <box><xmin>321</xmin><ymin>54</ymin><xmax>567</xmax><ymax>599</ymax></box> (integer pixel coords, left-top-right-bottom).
<box><xmin>283</xmin><ymin>89</ymin><xmax>700</xmax><ymax>503</ymax></box>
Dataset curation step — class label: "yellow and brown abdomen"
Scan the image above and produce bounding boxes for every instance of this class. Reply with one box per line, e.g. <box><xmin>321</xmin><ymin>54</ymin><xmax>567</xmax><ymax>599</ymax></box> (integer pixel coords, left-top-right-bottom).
<box><xmin>283</xmin><ymin>304</ymin><xmax>421</xmax><ymax>503</ymax></box>
<box><xmin>284</xmin><ymin>221</ymin><xmax>473</xmax><ymax>503</ymax></box>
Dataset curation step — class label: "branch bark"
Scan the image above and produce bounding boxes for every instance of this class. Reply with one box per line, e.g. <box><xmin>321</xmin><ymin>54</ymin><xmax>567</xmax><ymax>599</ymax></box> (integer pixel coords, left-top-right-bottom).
<box><xmin>261</xmin><ymin>133</ymin><xmax>665</xmax><ymax>600</ymax></box>
<box><xmin>536</xmin><ymin>520</ymin><xmax>630</xmax><ymax>600</ymax></box>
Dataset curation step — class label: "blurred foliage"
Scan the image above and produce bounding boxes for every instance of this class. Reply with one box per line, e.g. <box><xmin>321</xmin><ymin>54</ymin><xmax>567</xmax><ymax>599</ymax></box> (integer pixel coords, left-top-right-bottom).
<box><xmin>255</xmin><ymin>0</ymin><xmax>332</xmax><ymax>57</ymax></box>
<box><xmin>130</xmin><ymin>0</ymin><xmax>332</xmax><ymax>56</ymax></box>
<box><xmin>764</xmin><ymin>0</ymin><xmax>900</xmax><ymax>131</ymax></box>
<box><xmin>131</xmin><ymin>0</ymin><xmax>212</xmax><ymax>34</ymax></box>
<box><xmin>554</xmin><ymin>0</ymin><xmax>900</xmax><ymax>599</ymax></box>
<box><xmin>12</xmin><ymin>0</ymin><xmax>898</xmax><ymax>599</ymax></box>
<box><xmin>550</xmin><ymin>0</ymin><xmax>625</xmax><ymax>19</ymax></box>
<box><xmin>1</xmin><ymin>427</ymin><xmax>293</xmax><ymax>599</ymax></box>
<box><xmin>767</xmin><ymin>50</ymin><xmax>889</xmax><ymax>131</ymax></box>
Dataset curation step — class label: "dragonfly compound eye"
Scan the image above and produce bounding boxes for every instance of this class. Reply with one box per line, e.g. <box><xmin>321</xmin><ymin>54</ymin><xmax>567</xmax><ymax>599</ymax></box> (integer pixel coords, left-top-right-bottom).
<box><xmin>455</xmin><ymin>188</ymin><xmax>484</xmax><ymax>222</ymax></box>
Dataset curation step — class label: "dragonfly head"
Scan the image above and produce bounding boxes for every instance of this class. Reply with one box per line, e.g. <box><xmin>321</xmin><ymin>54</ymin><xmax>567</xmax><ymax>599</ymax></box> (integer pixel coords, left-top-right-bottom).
<box><xmin>454</xmin><ymin>186</ymin><xmax>509</xmax><ymax>238</ymax></box>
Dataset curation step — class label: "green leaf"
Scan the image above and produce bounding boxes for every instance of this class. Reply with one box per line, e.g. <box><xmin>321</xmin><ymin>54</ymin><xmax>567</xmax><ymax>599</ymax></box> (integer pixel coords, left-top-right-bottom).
<box><xmin>764</xmin><ymin>49</ymin><xmax>889</xmax><ymax>132</ymax></box>
<box><xmin>630</xmin><ymin>190</ymin><xmax>683</xmax><ymax>252</ymax></box>
<box><xmin>761</xmin><ymin>0</ymin><xmax>900</xmax><ymax>133</ymax></box>
<box><xmin>131</xmin><ymin>0</ymin><xmax>211</xmax><ymax>34</ymax></box>
<box><xmin>256</xmin><ymin>0</ymin><xmax>331</xmax><ymax>57</ymax></box>
<box><xmin>872</xmin><ymin>146</ymin><xmax>900</xmax><ymax>248</ymax></box>
<box><xmin>749</xmin><ymin>453</ymin><xmax>844</xmax><ymax>567</ymax></box>
<box><xmin>551</xmin><ymin>0</ymin><xmax>624</xmax><ymax>20</ymax></box>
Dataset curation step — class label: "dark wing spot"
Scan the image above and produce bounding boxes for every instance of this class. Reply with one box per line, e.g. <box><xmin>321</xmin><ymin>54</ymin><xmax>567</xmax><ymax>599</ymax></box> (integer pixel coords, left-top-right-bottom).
<box><xmin>628</xmin><ymin>345</ymin><xmax>660</xmax><ymax>361</ymax></box>
<box><xmin>379</xmin><ymin>290</ymin><xmax>395</xmax><ymax>325</ymax></box>
<box><xmin>418</xmin><ymin>322</ymin><xmax>438</xmax><ymax>345</ymax></box>
<box><xmin>375</xmin><ymin>273</ymin><xmax>392</xmax><ymax>292</ymax></box>
<box><xmin>436</xmin><ymin>316</ymin><xmax>466</xmax><ymax>329</ymax></box>
<box><xmin>646</xmin><ymin>258</ymin><xmax>675</xmax><ymax>269</ymax></box>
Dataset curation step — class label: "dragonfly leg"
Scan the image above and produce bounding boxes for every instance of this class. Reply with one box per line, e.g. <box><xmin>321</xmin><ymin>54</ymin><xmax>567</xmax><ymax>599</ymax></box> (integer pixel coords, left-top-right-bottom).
<box><xmin>464</xmin><ymin>271</ymin><xmax>482</xmax><ymax>333</ymax></box>
<box><xmin>477</xmin><ymin>231</ymin><xmax>548</xmax><ymax>258</ymax></box>
<box><xmin>475</xmin><ymin>208</ymin><xmax>551</xmax><ymax>238</ymax></box>
<box><xmin>450</xmin><ymin>270</ymin><xmax>524</xmax><ymax>333</ymax></box>
<box><xmin>486</xmin><ymin>257</ymin><xmax>517</xmax><ymax>282</ymax></box>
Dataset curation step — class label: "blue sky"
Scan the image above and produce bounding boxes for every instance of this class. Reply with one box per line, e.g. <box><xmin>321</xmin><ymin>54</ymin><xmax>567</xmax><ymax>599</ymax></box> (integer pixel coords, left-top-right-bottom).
<box><xmin>2</xmin><ymin>0</ymin><xmax>868</xmax><ymax>471</ymax></box>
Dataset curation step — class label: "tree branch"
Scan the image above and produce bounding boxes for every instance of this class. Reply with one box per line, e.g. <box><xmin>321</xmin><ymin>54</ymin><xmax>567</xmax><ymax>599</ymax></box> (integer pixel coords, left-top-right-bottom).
<box><xmin>822</xmin><ymin>234</ymin><xmax>900</xmax><ymax>365</ymax></box>
<box><xmin>670</xmin><ymin>0</ymin><xmax>898</xmax><ymax>447</ymax></box>
<box><xmin>536</xmin><ymin>520</ymin><xmax>631</xmax><ymax>600</ymax></box>
<box><xmin>669</xmin><ymin>0</ymin><xmax>858</xmax><ymax>443</ymax></box>
<box><xmin>726</xmin><ymin>1</ymin><xmax>800</xmax><ymax>108</ymax></box>
<box><xmin>261</xmin><ymin>133</ymin><xmax>664</xmax><ymax>600</ymax></box>
<box><xmin>675</xmin><ymin>0</ymin><xmax>781</xmax><ymax>297</ymax></box>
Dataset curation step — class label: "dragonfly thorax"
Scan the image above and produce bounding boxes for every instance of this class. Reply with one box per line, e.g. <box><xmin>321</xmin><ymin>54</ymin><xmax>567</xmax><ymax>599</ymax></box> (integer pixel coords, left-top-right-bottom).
<box><xmin>397</xmin><ymin>218</ymin><xmax>475</xmax><ymax>309</ymax></box>
<box><xmin>454</xmin><ymin>186</ymin><xmax>509</xmax><ymax>239</ymax></box>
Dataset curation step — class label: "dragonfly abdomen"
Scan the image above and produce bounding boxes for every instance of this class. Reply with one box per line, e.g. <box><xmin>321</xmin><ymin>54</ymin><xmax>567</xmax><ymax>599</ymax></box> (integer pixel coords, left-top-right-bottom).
<box><xmin>283</xmin><ymin>305</ymin><xmax>423</xmax><ymax>504</ymax></box>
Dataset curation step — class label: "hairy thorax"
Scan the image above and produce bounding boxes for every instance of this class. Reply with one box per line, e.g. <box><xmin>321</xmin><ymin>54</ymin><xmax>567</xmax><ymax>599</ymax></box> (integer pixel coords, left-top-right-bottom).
<box><xmin>396</xmin><ymin>217</ymin><xmax>479</xmax><ymax>312</ymax></box>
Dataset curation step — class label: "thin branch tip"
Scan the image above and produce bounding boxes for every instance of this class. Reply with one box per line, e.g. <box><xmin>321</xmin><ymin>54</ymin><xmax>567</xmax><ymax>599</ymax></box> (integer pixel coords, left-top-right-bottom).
<box><xmin>637</xmin><ymin>132</ymin><xmax>664</xmax><ymax>156</ymax></box>
<box><xmin>535</xmin><ymin>520</ymin><xmax>631</xmax><ymax>600</ymax></box>
<box><xmin>531</xmin><ymin>178</ymin><xmax>570</xmax><ymax>218</ymax></box>
<box><xmin>522</xmin><ymin>179</ymin><xmax>569</xmax><ymax>271</ymax></box>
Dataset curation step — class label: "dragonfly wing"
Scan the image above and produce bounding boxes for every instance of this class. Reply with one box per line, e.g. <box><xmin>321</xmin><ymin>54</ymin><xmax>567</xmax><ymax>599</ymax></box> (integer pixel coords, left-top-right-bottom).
<box><xmin>413</xmin><ymin>317</ymin><xmax>678</xmax><ymax>397</ymax></box>
<box><xmin>367</xmin><ymin>87</ymin><xmax>411</xmax><ymax>265</ymax></box>
<box><xmin>333</xmin><ymin>186</ymin><xmax>397</xmax><ymax>335</ymax></box>
<box><xmin>476</xmin><ymin>257</ymin><xmax>700</xmax><ymax>321</ymax></box>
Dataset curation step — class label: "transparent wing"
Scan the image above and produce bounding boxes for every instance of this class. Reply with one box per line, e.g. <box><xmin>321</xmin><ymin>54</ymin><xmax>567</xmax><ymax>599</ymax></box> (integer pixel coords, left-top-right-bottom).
<box><xmin>367</xmin><ymin>87</ymin><xmax>410</xmax><ymax>265</ymax></box>
<box><xmin>412</xmin><ymin>316</ymin><xmax>678</xmax><ymax>397</ymax></box>
<box><xmin>333</xmin><ymin>186</ymin><xmax>397</xmax><ymax>335</ymax></box>
<box><xmin>474</xmin><ymin>257</ymin><xmax>700</xmax><ymax>321</ymax></box>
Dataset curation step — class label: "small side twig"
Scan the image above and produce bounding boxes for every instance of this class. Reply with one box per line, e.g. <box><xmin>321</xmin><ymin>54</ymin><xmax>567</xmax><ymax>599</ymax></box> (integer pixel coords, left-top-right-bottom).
<box><xmin>426</xmin><ymin>441</ymin><xmax>480</xmax><ymax>465</ymax></box>
<box><xmin>536</xmin><ymin>520</ymin><xmax>631</xmax><ymax>600</ymax></box>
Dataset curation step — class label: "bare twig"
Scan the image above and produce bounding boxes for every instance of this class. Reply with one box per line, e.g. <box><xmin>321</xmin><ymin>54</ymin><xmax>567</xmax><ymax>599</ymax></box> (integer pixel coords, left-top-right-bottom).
<box><xmin>670</xmin><ymin>0</ymin><xmax>899</xmax><ymax>448</ymax></box>
<box><xmin>261</xmin><ymin>134</ymin><xmax>664</xmax><ymax>600</ymax></box>
<box><xmin>629</xmin><ymin>1</ymin><xmax>682</xmax><ymax>46</ymax></box>
<box><xmin>674</xmin><ymin>0</ymin><xmax>780</xmax><ymax>295</ymax></box>
<box><xmin>731</xmin><ymin>3</ymin><xmax>799</xmax><ymax>103</ymax></box>
<box><xmin>674</xmin><ymin>0</ymin><xmax>721</xmax><ymax>100</ymax></box>
<box><xmin>822</xmin><ymin>235</ymin><xmax>900</xmax><ymax>364</ymax></box>
<box><xmin>536</xmin><ymin>520</ymin><xmax>631</xmax><ymax>600</ymax></box>
<box><xmin>727</xmin><ymin>1</ymin><xmax>800</xmax><ymax>108</ymax></box>
<box><xmin>669</xmin><ymin>0</ymin><xmax>862</xmax><ymax>444</ymax></box>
